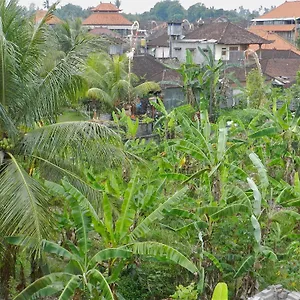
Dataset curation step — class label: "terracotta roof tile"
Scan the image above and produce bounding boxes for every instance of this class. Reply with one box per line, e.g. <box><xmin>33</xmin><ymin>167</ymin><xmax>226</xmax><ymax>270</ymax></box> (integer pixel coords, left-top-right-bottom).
<box><xmin>185</xmin><ymin>22</ymin><xmax>270</xmax><ymax>45</ymax></box>
<box><xmin>248</xmin><ymin>27</ymin><xmax>300</xmax><ymax>55</ymax></box>
<box><xmin>92</xmin><ymin>3</ymin><xmax>120</xmax><ymax>12</ymax></box>
<box><xmin>82</xmin><ymin>12</ymin><xmax>132</xmax><ymax>26</ymax></box>
<box><xmin>35</xmin><ymin>10</ymin><xmax>62</xmax><ymax>25</ymax></box>
<box><xmin>256</xmin><ymin>1</ymin><xmax>300</xmax><ymax>19</ymax></box>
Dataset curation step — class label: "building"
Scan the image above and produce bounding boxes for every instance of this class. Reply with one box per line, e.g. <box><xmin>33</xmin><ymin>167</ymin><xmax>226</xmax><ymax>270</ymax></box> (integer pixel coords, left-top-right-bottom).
<box><xmin>34</xmin><ymin>10</ymin><xmax>62</xmax><ymax>26</ymax></box>
<box><xmin>82</xmin><ymin>2</ymin><xmax>132</xmax><ymax>36</ymax></box>
<box><xmin>132</xmin><ymin>55</ymin><xmax>184</xmax><ymax>110</ymax></box>
<box><xmin>179</xmin><ymin>22</ymin><xmax>270</xmax><ymax>62</ymax></box>
<box><xmin>248</xmin><ymin>27</ymin><xmax>300</xmax><ymax>55</ymax></box>
<box><xmin>147</xmin><ymin>33</ymin><xmax>170</xmax><ymax>59</ymax></box>
<box><xmin>251</xmin><ymin>1</ymin><xmax>300</xmax><ymax>43</ymax></box>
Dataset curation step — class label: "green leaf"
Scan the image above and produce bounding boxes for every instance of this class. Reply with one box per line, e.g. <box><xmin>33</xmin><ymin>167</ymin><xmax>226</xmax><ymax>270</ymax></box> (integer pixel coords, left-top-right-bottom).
<box><xmin>234</xmin><ymin>256</ymin><xmax>255</xmax><ymax>278</ymax></box>
<box><xmin>89</xmin><ymin>248</ymin><xmax>132</xmax><ymax>268</ymax></box>
<box><xmin>217</xmin><ymin>127</ymin><xmax>228</xmax><ymax>161</ymax></box>
<box><xmin>229</xmin><ymin>186</ymin><xmax>251</xmax><ymax>208</ymax></box>
<box><xmin>130</xmin><ymin>186</ymin><xmax>188</xmax><ymax>240</ymax></box>
<box><xmin>14</xmin><ymin>273</ymin><xmax>73</xmax><ymax>299</ymax></box>
<box><xmin>115</xmin><ymin>170</ymin><xmax>138</xmax><ymax>241</ymax></box>
<box><xmin>130</xmin><ymin>242</ymin><xmax>199</xmax><ymax>274</ymax></box>
<box><xmin>42</xmin><ymin>240</ymin><xmax>73</xmax><ymax>260</ymax></box>
<box><xmin>249</xmin><ymin>153</ymin><xmax>269</xmax><ymax>189</ymax></box>
<box><xmin>203</xmin><ymin>251</ymin><xmax>223</xmax><ymax>273</ymax></box>
<box><xmin>103</xmin><ymin>193</ymin><xmax>114</xmax><ymax>242</ymax></box>
<box><xmin>88</xmin><ymin>269</ymin><xmax>114</xmax><ymax>300</ymax></box>
<box><xmin>0</xmin><ymin>154</ymin><xmax>53</xmax><ymax>254</ymax></box>
<box><xmin>249</xmin><ymin>127</ymin><xmax>279</xmax><ymax>138</ymax></box>
<box><xmin>210</xmin><ymin>204</ymin><xmax>250</xmax><ymax>219</ymax></box>
<box><xmin>247</xmin><ymin>177</ymin><xmax>261</xmax><ymax>216</ymax></box>
<box><xmin>211</xmin><ymin>282</ymin><xmax>228</xmax><ymax>300</ymax></box>
<box><xmin>58</xmin><ymin>276</ymin><xmax>80</xmax><ymax>300</ymax></box>
<box><xmin>160</xmin><ymin>173</ymin><xmax>189</xmax><ymax>181</ymax></box>
<box><xmin>251</xmin><ymin>215</ymin><xmax>261</xmax><ymax>245</ymax></box>
<box><xmin>272</xmin><ymin>210</ymin><xmax>300</xmax><ymax>221</ymax></box>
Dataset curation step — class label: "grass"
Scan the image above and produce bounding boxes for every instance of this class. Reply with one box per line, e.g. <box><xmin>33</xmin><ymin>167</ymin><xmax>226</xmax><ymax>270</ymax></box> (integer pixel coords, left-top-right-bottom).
<box><xmin>57</xmin><ymin>110</ymin><xmax>89</xmax><ymax>122</ymax></box>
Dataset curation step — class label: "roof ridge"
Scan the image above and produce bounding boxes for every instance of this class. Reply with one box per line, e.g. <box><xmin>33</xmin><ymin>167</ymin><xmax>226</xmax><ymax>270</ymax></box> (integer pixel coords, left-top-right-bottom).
<box><xmin>219</xmin><ymin>22</ymin><xmax>229</xmax><ymax>43</ymax></box>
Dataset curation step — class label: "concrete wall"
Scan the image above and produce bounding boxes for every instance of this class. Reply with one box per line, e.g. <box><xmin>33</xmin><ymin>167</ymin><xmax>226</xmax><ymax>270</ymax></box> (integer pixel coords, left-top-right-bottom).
<box><xmin>149</xmin><ymin>46</ymin><xmax>170</xmax><ymax>59</ymax></box>
<box><xmin>163</xmin><ymin>87</ymin><xmax>185</xmax><ymax>110</ymax></box>
<box><xmin>215</xmin><ymin>44</ymin><xmax>247</xmax><ymax>61</ymax></box>
<box><xmin>171</xmin><ymin>40</ymin><xmax>215</xmax><ymax>64</ymax></box>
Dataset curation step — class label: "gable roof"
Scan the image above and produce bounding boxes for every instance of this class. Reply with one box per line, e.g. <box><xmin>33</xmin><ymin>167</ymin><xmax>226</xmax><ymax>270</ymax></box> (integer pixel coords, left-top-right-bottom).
<box><xmin>248</xmin><ymin>27</ymin><xmax>300</xmax><ymax>55</ymax></box>
<box><xmin>259</xmin><ymin>49</ymin><xmax>300</xmax><ymax>59</ymax></box>
<box><xmin>82</xmin><ymin>12</ymin><xmax>132</xmax><ymax>26</ymax></box>
<box><xmin>132</xmin><ymin>55</ymin><xmax>181</xmax><ymax>85</ymax></box>
<box><xmin>254</xmin><ymin>1</ymin><xmax>300</xmax><ymax>20</ymax></box>
<box><xmin>91</xmin><ymin>2</ymin><xmax>121</xmax><ymax>12</ymax></box>
<box><xmin>35</xmin><ymin>10</ymin><xmax>62</xmax><ymax>25</ymax></box>
<box><xmin>185</xmin><ymin>22</ymin><xmax>270</xmax><ymax>45</ymax></box>
<box><xmin>261</xmin><ymin>58</ymin><xmax>300</xmax><ymax>84</ymax></box>
<box><xmin>148</xmin><ymin>33</ymin><xmax>169</xmax><ymax>47</ymax></box>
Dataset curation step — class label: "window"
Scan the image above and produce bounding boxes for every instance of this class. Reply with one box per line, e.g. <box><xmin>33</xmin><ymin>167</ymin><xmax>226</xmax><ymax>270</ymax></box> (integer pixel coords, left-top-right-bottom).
<box><xmin>221</xmin><ymin>48</ymin><xmax>227</xmax><ymax>56</ymax></box>
<box><xmin>229</xmin><ymin>46</ymin><xmax>239</xmax><ymax>51</ymax></box>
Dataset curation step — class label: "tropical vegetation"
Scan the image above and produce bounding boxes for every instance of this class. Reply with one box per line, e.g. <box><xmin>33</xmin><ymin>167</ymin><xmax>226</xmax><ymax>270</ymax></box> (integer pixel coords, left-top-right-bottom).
<box><xmin>0</xmin><ymin>1</ymin><xmax>300</xmax><ymax>300</ymax></box>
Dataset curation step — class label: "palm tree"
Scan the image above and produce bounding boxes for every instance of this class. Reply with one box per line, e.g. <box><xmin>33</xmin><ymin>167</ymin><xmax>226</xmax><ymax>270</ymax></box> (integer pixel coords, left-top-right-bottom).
<box><xmin>84</xmin><ymin>52</ymin><xmax>160</xmax><ymax>117</ymax></box>
<box><xmin>0</xmin><ymin>0</ymin><xmax>125</xmax><ymax>256</ymax></box>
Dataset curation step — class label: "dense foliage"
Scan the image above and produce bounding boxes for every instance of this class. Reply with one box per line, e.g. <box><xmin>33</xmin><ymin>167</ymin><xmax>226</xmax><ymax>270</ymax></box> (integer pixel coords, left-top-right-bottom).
<box><xmin>0</xmin><ymin>0</ymin><xmax>300</xmax><ymax>299</ymax></box>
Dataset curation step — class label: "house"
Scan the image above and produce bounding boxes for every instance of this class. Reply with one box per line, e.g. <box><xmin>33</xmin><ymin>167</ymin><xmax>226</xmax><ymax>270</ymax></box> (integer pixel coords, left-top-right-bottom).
<box><xmin>251</xmin><ymin>1</ymin><xmax>300</xmax><ymax>43</ymax></box>
<box><xmin>177</xmin><ymin>22</ymin><xmax>270</xmax><ymax>62</ymax></box>
<box><xmin>34</xmin><ymin>10</ymin><xmax>62</xmax><ymax>26</ymax></box>
<box><xmin>147</xmin><ymin>33</ymin><xmax>170</xmax><ymax>59</ymax></box>
<box><xmin>82</xmin><ymin>2</ymin><xmax>132</xmax><ymax>36</ymax></box>
<box><xmin>248</xmin><ymin>27</ymin><xmax>300</xmax><ymax>55</ymax></box>
<box><xmin>88</xmin><ymin>27</ymin><xmax>125</xmax><ymax>55</ymax></box>
<box><xmin>260</xmin><ymin>58</ymin><xmax>300</xmax><ymax>86</ymax></box>
<box><xmin>132</xmin><ymin>54</ymin><xmax>184</xmax><ymax>110</ymax></box>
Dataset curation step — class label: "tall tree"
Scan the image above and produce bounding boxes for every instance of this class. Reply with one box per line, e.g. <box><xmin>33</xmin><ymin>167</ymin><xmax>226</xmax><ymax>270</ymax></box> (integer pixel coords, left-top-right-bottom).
<box><xmin>0</xmin><ymin>1</ymin><xmax>124</xmax><ymax>255</ymax></box>
<box><xmin>115</xmin><ymin>0</ymin><xmax>121</xmax><ymax>9</ymax></box>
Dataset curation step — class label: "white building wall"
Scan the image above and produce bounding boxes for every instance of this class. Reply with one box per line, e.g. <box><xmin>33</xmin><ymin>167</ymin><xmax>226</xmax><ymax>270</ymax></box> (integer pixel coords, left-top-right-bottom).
<box><xmin>171</xmin><ymin>40</ymin><xmax>216</xmax><ymax>64</ymax></box>
<box><xmin>148</xmin><ymin>46</ymin><xmax>170</xmax><ymax>59</ymax></box>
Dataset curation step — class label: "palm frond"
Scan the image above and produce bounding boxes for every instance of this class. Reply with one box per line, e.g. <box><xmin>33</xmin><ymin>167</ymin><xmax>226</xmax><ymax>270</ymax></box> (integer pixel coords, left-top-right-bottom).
<box><xmin>133</xmin><ymin>81</ymin><xmax>161</xmax><ymax>97</ymax></box>
<box><xmin>0</xmin><ymin>154</ymin><xmax>53</xmax><ymax>253</ymax></box>
<box><xmin>20</xmin><ymin>121</ymin><xmax>125</xmax><ymax>170</ymax></box>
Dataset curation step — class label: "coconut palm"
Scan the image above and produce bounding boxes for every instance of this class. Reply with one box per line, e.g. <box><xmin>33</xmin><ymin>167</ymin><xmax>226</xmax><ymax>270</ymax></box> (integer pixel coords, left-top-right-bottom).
<box><xmin>0</xmin><ymin>0</ymin><xmax>125</xmax><ymax>255</ymax></box>
<box><xmin>84</xmin><ymin>52</ymin><xmax>160</xmax><ymax>116</ymax></box>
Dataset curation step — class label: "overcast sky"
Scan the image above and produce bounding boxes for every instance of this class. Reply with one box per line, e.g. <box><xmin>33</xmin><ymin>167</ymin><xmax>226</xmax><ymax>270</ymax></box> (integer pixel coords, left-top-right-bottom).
<box><xmin>20</xmin><ymin>0</ymin><xmax>285</xmax><ymax>13</ymax></box>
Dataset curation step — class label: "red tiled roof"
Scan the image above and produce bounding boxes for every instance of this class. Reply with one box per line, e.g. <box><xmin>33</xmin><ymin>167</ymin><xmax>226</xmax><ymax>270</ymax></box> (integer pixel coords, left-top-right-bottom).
<box><xmin>256</xmin><ymin>1</ymin><xmax>300</xmax><ymax>19</ymax></box>
<box><xmin>92</xmin><ymin>2</ymin><xmax>121</xmax><ymax>12</ymax></box>
<box><xmin>82</xmin><ymin>12</ymin><xmax>132</xmax><ymax>26</ymax></box>
<box><xmin>250</xmin><ymin>24</ymin><xmax>295</xmax><ymax>32</ymax></box>
<box><xmin>35</xmin><ymin>10</ymin><xmax>62</xmax><ymax>25</ymax></box>
<box><xmin>248</xmin><ymin>27</ymin><xmax>300</xmax><ymax>55</ymax></box>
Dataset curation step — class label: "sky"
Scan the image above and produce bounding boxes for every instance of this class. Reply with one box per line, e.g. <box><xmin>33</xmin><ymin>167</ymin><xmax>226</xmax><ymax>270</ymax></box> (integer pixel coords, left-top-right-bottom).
<box><xmin>19</xmin><ymin>0</ymin><xmax>285</xmax><ymax>13</ymax></box>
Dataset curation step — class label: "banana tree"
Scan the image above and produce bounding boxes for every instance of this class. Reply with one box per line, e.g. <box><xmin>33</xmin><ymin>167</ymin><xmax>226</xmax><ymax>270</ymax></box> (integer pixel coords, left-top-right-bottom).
<box><xmin>37</xmin><ymin>174</ymin><xmax>201</xmax><ymax>296</ymax></box>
